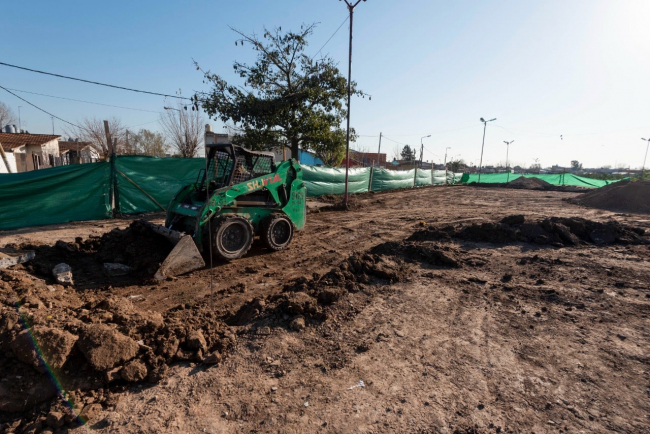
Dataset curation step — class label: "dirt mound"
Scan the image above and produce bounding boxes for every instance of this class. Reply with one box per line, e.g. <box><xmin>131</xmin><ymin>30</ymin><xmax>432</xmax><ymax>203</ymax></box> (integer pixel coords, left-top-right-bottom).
<box><xmin>507</xmin><ymin>176</ymin><xmax>553</xmax><ymax>190</ymax></box>
<box><xmin>0</xmin><ymin>268</ymin><xmax>233</xmax><ymax>426</ymax></box>
<box><xmin>409</xmin><ymin>215</ymin><xmax>647</xmax><ymax>246</ymax></box>
<box><xmin>569</xmin><ymin>180</ymin><xmax>650</xmax><ymax>214</ymax></box>
<box><xmin>7</xmin><ymin>220</ymin><xmax>173</xmax><ymax>288</ymax></box>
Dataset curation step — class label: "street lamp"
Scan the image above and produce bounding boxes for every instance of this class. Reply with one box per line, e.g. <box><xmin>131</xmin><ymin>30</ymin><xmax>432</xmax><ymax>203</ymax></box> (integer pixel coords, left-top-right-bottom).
<box><xmin>478</xmin><ymin>117</ymin><xmax>496</xmax><ymax>183</ymax></box>
<box><xmin>444</xmin><ymin>147</ymin><xmax>451</xmax><ymax>183</ymax></box>
<box><xmin>504</xmin><ymin>140</ymin><xmax>514</xmax><ymax>182</ymax></box>
<box><xmin>419</xmin><ymin>135</ymin><xmax>431</xmax><ymax>168</ymax></box>
<box><xmin>341</xmin><ymin>0</ymin><xmax>366</xmax><ymax>208</ymax></box>
<box><xmin>641</xmin><ymin>138</ymin><xmax>650</xmax><ymax>180</ymax></box>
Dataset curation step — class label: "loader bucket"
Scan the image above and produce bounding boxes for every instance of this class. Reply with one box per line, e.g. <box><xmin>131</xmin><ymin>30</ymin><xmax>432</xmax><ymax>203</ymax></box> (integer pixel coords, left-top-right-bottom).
<box><xmin>145</xmin><ymin>223</ymin><xmax>205</xmax><ymax>280</ymax></box>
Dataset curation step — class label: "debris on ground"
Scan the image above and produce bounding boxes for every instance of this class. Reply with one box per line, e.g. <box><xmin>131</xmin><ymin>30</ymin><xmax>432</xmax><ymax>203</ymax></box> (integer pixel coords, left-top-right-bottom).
<box><xmin>568</xmin><ymin>180</ymin><xmax>650</xmax><ymax>214</ymax></box>
<box><xmin>52</xmin><ymin>263</ymin><xmax>73</xmax><ymax>286</ymax></box>
<box><xmin>0</xmin><ymin>248</ymin><xmax>35</xmax><ymax>269</ymax></box>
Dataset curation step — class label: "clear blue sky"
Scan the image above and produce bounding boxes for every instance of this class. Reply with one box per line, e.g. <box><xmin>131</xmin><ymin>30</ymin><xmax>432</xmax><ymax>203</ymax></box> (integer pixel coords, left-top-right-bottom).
<box><xmin>3</xmin><ymin>0</ymin><xmax>649</xmax><ymax>169</ymax></box>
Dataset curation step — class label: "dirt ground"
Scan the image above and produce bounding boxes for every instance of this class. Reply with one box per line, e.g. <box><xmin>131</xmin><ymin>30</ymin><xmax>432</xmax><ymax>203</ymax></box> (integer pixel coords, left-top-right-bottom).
<box><xmin>1</xmin><ymin>185</ymin><xmax>650</xmax><ymax>433</ymax></box>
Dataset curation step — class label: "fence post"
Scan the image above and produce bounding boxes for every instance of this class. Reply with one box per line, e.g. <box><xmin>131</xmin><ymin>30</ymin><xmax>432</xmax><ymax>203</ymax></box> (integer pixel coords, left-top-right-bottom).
<box><xmin>413</xmin><ymin>165</ymin><xmax>418</xmax><ymax>187</ymax></box>
<box><xmin>368</xmin><ymin>162</ymin><xmax>374</xmax><ymax>192</ymax></box>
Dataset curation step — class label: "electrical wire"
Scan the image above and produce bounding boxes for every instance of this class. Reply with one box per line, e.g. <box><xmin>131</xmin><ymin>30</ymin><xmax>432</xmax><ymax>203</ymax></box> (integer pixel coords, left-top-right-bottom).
<box><xmin>6</xmin><ymin>87</ymin><xmax>163</xmax><ymax>114</ymax></box>
<box><xmin>0</xmin><ymin>61</ymin><xmax>190</xmax><ymax>100</ymax></box>
<box><xmin>0</xmin><ymin>84</ymin><xmax>86</xmax><ymax>131</ymax></box>
<box><xmin>312</xmin><ymin>16</ymin><xmax>349</xmax><ymax>59</ymax></box>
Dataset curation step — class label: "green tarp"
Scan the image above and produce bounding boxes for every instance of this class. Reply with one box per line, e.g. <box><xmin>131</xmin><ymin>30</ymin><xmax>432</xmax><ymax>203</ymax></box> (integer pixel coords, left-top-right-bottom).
<box><xmin>115</xmin><ymin>156</ymin><xmax>205</xmax><ymax>214</ymax></box>
<box><xmin>302</xmin><ymin>165</ymin><xmax>371</xmax><ymax>196</ymax></box>
<box><xmin>415</xmin><ymin>169</ymin><xmax>432</xmax><ymax>186</ymax></box>
<box><xmin>460</xmin><ymin>173</ymin><xmax>621</xmax><ymax>188</ymax></box>
<box><xmin>371</xmin><ymin>168</ymin><xmax>415</xmax><ymax>191</ymax></box>
<box><xmin>0</xmin><ymin>162</ymin><xmax>112</xmax><ymax>230</ymax></box>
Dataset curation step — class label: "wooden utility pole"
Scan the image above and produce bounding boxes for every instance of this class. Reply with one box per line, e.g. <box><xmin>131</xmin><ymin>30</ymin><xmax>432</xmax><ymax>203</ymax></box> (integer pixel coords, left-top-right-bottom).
<box><xmin>103</xmin><ymin>120</ymin><xmax>113</xmax><ymax>159</ymax></box>
<box><xmin>376</xmin><ymin>132</ymin><xmax>382</xmax><ymax>168</ymax></box>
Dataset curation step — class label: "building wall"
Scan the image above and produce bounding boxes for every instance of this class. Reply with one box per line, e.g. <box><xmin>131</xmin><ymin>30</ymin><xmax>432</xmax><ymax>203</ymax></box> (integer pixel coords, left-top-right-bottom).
<box><xmin>0</xmin><ymin>152</ymin><xmax>17</xmax><ymax>173</ymax></box>
<box><xmin>272</xmin><ymin>148</ymin><xmax>325</xmax><ymax>165</ymax></box>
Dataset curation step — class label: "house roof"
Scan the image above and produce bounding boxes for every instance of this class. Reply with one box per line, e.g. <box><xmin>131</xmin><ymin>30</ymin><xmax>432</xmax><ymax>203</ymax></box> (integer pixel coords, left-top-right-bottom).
<box><xmin>0</xmin><ymin>133</ymin><xmax>61</xmax><ymax>151</ymax></box>
<box><xmin>58</xmin><ymin>141</ymin><xmax>93</xmax><ymax>153</ymax></box>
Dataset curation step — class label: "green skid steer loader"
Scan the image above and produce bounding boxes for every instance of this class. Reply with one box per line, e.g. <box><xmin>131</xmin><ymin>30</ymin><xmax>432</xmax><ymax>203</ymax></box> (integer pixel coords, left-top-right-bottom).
<box><xmin>148</xmin><ymin>142</ymin><xmax>306</xmax><ymax>280</ymax></box>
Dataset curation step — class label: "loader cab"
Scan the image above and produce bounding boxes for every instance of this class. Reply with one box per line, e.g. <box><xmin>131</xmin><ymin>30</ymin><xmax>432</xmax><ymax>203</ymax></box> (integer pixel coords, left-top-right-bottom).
<box><xmin>200</xmin><ymin>143</ymin><xmax>276</xmax><ymax>194</ymax></box>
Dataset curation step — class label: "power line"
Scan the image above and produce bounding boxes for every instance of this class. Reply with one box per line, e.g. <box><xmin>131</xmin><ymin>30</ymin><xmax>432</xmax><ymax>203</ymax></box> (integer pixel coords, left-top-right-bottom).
<box><xmin>6</xmin><ymin>87</ymin><xmax>163</xmax><ymax>114</ymax></box>
<box><xmin>0</xmin><ymin>61</ymin><xmax>190</xmax><ymax>101</ymax></box>
<box><xmin>0</xmin><ymin>84</ymin><xmax>85</xmax><ymax>131</ymax></box>
<box><xmin>313</xmin><ymin>16</ymin><xmax>349</xmax><ymax>59</ymax></box>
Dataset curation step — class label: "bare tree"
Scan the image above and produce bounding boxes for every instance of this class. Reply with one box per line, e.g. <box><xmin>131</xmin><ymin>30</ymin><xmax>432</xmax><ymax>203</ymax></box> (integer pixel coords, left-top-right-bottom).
<box><xmin>64</xmin><ymin>117</ymin><xmax>126</xmax><ymax>159</ymax></box>
<box><xmin>0</xmin><ymin>101</ymin><xmax>17</xmax><ymax>128</ymax></box>
<box><xmin>160</xmin><ymin>102</ymin><xmax>204</xmax><ymax>158</ymax></box>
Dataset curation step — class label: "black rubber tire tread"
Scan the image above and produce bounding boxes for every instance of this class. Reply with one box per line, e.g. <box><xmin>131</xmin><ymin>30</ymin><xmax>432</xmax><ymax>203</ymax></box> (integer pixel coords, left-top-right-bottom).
<box><xmin>260</xmin><ymin>213</ymin><xmax>294</xmax><ymax>251</ymax></box>
<box><xmin>211</xmin><ymin>215</ymin><xmax>254</xmax><ymax>260</ymax></box>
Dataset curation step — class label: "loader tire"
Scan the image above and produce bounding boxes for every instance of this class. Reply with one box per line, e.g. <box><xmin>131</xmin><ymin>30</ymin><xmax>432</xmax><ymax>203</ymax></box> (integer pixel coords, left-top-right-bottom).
<box><xmin>211</xmin><ymin>215</ymin><xmax>254</xmax><ymax>260</ymax></box>
<box><xmin>261</xmin><ymin>214</ymin><xmax>294</xmax><ymax>251</ymax></box>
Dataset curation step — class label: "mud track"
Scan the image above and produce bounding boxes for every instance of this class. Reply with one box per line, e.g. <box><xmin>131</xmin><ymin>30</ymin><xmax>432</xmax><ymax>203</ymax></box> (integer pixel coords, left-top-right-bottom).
<box><xmin>1</xmin><ymin>185</ymin><xmax>650</xmax><ymax>433</ymax></box>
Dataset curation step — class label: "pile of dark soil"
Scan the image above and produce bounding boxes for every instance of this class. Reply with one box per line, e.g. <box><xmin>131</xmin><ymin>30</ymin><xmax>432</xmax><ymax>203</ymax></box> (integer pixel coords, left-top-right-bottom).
<box><xmin>8</xmin><ymin>220</ymin><xmax>173</xmax><ymax>287</ymax></box>
<box><xmin>506</xmin><ymin>176</ymin><xmax>553</xmax><ymax>190</ymax></box>
<box><xmin>409</xmin><ymin>215</ymin><xmax>647</xmax><ymax>247</ymax></box>
<box><xmin>568</xmin><ymin>180</ymin><xmax>650</xmax><ymax>214</ymax></box>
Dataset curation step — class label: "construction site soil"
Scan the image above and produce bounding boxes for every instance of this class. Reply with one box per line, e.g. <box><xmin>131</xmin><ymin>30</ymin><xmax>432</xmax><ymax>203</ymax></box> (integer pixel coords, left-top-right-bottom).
<box><xmin>1</xmin><ymin>185</ymin><xmax>650</xmax><ymax>433</ymax></box>
<box><xmin>569</xmin><ymin>180</ymin><xmax>650</xmax><ymax>214</ymax></box>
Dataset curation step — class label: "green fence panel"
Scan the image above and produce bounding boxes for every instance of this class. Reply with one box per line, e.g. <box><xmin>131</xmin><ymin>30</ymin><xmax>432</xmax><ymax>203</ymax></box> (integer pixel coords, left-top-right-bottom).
<box><xmin>460</xmin><ymin>172</ymin><xmax>621</xmax><ymax>188</ymax></box>
<box><xmin>0</xmin><ymin>162</ymin><xmax>112</xmax><ymax>230</ymax></box>
<box><xmin>302</xmin><ymin>165</ymin><xmax>370</xmax><ymax>197</ymax></box>
<box><xmin>371</xmin><ymin>168</ymin><xmax>416</xmax><ymax>191</ymax></box>
<box><xmin>432</xmin><ymin>170</ymin><xmax>447</xmax><ymax>185</ymax></box>
<box><xmin>415</xmin><ymin>169</ymin><xmax>433</xmax><ymax>186</ymax></box>
<box><xmin>116</xmin><ymin>156</ymin><xmax>205</xmax><ymax>214</ymax></box>
<box><xmin>447</xmin><ymin>172</ymin><xmax>464</xmax><ymax>184</ymax></box>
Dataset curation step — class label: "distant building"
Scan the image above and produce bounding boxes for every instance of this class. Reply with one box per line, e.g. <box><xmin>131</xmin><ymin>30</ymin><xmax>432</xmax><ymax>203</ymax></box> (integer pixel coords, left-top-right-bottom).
<box><xmin>58</xmin><ymin>140</ymin><xmax>100</xmax><ymax>164</ymax></box>
<box><xmin>0</xmin><ymin>132</ymin><xmax>61</xmax><ymax>173</ymax></box>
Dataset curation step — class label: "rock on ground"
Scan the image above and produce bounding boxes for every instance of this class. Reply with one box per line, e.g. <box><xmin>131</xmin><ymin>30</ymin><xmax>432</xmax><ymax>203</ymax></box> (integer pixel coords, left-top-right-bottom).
<box><xmin>77</xmin><ymin>323</ymin><xmax>140</xmax><ymax>371</ymax></box>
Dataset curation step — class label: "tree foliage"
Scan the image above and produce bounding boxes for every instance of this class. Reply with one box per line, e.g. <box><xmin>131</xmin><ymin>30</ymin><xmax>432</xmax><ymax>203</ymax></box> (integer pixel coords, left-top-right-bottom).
<box><xmin>448</xmin><ymin>159</ymin><xmax>465</xmax><ymax>173</ymax></box>
<box><xmin>195</xmin><ymin>24</ymin><xmax>361</xmax><ymax>165</ymax></box>
<box><xmin>131</xmin><ymin>129</ymin><xmax>168</xmax><ymax>157</ymax></box>
<box><xmin>570</xmin><ymin>160</ymin><xmax>583</xmax><ymax>170</ymax></box>
<box><xmin>400</xmin><ymin>145</ymin><xmax>416</xmax><ymax>161</ymax></box>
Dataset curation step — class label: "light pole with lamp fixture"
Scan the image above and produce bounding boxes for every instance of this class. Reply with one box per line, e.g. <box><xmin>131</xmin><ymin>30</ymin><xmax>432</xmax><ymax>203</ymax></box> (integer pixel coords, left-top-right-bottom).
<box><xmin>641</xmin><ymin>138</ymin><xmax>650</xmax><ymax>180</ymax></box>
<box><xmin>503</xmin><ymin>140</ymin><xmax>514</xmax><ymax>182</ymax></box>
<box><xmin>478</xmin><ymin>117</ymin><xmax>496</xmax><ymax>183</ymax></box>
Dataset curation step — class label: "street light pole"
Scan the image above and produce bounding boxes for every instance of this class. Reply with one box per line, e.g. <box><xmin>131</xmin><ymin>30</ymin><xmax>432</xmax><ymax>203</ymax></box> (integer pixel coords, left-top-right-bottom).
<box><xmin>504</xmin><ymin>140</ymin><xmax>514</xmax><ymax>183</ymax></box>
<box><xmin>641</xmin><ymin>138</ymin><xmax>650</xmax><ymax>180</ymax></box>
<box><xmin>342</xmin><ymin>0</ymin><xmax>365</xmax><ymax>208</ymax></box>
<box><xmin>444</xmin><ymin>146</ymin><xmax>451</xmax><ymax>183</ymax></box>
<box><xmin>420</xmin><ymin>135</ymin><xmax>431</xmax><ymax>168</ymax></box>
<box><xmin>478</xmin><ymin>117</ymin><xmax>496</xmax><ymax>183</ymax></box>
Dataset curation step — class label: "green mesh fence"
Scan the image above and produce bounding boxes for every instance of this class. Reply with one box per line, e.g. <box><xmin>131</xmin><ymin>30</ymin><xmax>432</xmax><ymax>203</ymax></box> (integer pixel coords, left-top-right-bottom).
<box><xmin>115</xmin><ymin>156</ymin><xmax>205</xmax><ymax>214</ymax></box>
<box><xmin>0</xmin><ymin>162</ymin><xmax>112</xmax><ymax>230</ymax></box>
<box><xmin>415</xmin><ymin>169</ymin><xmax>432</xmax><ymax>186</ymax></box>
<box><xmin>302</xmin><ymin>166</ymin><xmax>371</xmax><ymax>196</ymax></box>
<box><xmin>460</xmin><ymin>173</ymin><xmax>622</xmax><ymax>187</ymax></box>
<box><xmin>370</xmin><ymin>168</ymin><xmax>416</xmax><ymax>191</ymax></box>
